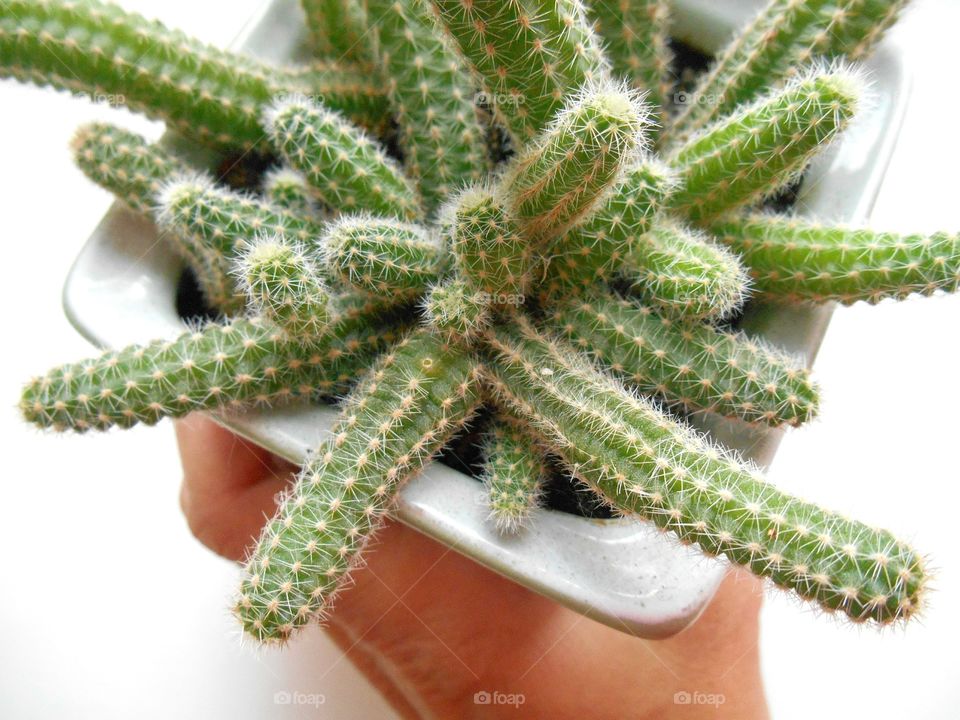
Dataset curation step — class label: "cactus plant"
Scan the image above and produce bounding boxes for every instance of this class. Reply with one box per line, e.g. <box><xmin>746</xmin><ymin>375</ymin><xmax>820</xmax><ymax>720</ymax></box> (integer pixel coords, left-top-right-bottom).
<box><xmin>588</xmin><ymin>0</ymin><xmax>673</xmax><ymax>127</ymax></box>
<box><xmin>482</xmin><ymin>417</ymin><xmax>547</xmax><ymax>534</ymax></box>
<box><xmin>0</xmin><ymin>0</ymin><xmax>387</xmax><ymax>148</ymax></box>
<box><xmin>262</xmin><ymin>166</ymin><xmax>320</xmax><ymax>217</ymax></box>
<box><xmin>9</xmin><ymin>0</ymin><xmax>958</xmax><ymax>649</ymax></box>
<box><xmin>666</xmin><ymin>0</ymin><xmax>910</xmax><ymax>142</ymax></box>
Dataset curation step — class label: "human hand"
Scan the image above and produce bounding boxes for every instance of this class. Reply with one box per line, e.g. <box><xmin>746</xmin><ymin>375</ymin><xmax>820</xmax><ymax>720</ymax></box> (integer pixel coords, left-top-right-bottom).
<box><xmin>176</xmin><ymin>414</ymin><xmax>769</xmax><ymax>719</ymax></box>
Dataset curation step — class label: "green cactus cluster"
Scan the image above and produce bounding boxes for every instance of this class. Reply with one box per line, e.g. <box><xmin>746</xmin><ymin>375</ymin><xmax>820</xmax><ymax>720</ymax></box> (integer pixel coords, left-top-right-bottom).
<box><xmin>9</xmin><ymin>0</ymin><xmax>955</xmax><ymax>644</ymax></box>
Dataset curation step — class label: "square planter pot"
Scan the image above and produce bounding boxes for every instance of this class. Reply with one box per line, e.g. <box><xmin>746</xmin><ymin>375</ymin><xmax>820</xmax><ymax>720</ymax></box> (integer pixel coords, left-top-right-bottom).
<box><xmin>61</xmin><ymin>0</ymin><xmax>912</xmax><ymax>638</ymax></box>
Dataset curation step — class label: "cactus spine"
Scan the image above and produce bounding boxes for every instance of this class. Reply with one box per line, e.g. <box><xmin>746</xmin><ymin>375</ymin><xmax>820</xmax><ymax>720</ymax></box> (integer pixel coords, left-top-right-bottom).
<box><xmin>428</xmin><ymin>0</ymin><xmax>609</xmax><ymax>141</ymax></box>
<box><xmin>0</xmin><ymin>0</ymin><xmax>386</xmax><ymax>148</ymax></box>
<box><xmin>483</xmin><ymin>318</ymin><xmax>926</xmax><ymax>624</ymax></box>
<box><xmin>236</xmin><ymin>329</ymin><xmax>482</xmax><ymax>642</ymax></box>
<box><xmin>365</xmin><ymin>0</ymin><xmax>488</xmax><ymax>213</ymax></box>
<box><xmin>667</xmin><ymin>69</ymin><xmax>861</xmax><ymax>224</ymax></box>
<box><xmin>548</xmin><ymin>293</ymin><xmax>819</xmax><ymax>427</ymax></box>
<box><xmin>483</xmin><ymin>418</ymin><xmax>546</xmax><ymax>533</ymax></box>
<box><xmin>265</xmin><ymin>97</ymin><xmax>420</xmax><ymax>221</ymax></box>
<box><xmin>712</xmin><ymin>213</ymin><xmax>960</xmax><ymax>304</ymax></box>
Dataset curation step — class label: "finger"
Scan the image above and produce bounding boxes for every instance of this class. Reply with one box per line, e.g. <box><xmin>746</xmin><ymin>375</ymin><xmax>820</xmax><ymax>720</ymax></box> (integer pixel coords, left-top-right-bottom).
<box><xmin>175</xmin><ymin>414</ymin><xmax>296</xmax><ymax>561</ymax></box>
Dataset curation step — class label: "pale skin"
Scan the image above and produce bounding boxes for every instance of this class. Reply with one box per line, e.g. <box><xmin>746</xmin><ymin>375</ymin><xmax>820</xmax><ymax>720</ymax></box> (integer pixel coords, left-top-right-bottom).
<box><xmin>175</xmin><ymin>414</ymin><xmax>770</xmax><ymax>719</ymax></box>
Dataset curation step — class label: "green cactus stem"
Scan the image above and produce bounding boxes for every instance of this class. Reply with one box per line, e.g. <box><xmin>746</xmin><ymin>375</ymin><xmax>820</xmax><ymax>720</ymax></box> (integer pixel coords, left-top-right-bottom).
<box><xmin>423</xmin><ymin>278</ymin><xmax>492</xmax><ymax>344</ymax></box>
<box><xmin>548</xmin><ymin>293</ymin><xmax>819</xmax><ymax>427</ymax></box>
<box><xmin>20</xmin><ymin>305</ymin><xmax>401</xmax><ymax>433</ymax></box>
<box><xmin>365</xmin><ymin>0</ymin><xmax>488</xmax><ymax>213</ymax></box>
<box><xmin>588</xmin><ymin>0</ymin><xmax>673</xmax><ymax>127</ymax></box>
<box><xmin>0</xmin><ymin>0</ymin><xmax>386</xmax><ymax>149</ymax></box>
<box><xmin>542</xmin><ymin>160</ymin><xmax>673</xmax><ymax>291</ymax></box>
<box><xmin>445</xmin><ymin>184</ymin><xmax>536</xmax><ymax>300</ymax></box>
<box><xmin>483</xmin><ymin>417</ymin><xmax>546</xmax><ymax>534</ymax></box>
<box><xmin>667</xmin><ymin>69</ymin><xmax>861</xmax><ymax>224</ymax></box>
<box><xmin>623</xmin><ymin>219</ymin><xmax>749</xmax><ymax>321</ymax></box>
<box><xmin>265</xmin><ymin>97</ymin><xmax>420</xmax><ymax>221</ymax></box>
<box><xmin>240</xmin><ymin>237</ymin><xmax>333</xmax><ymax>343</ymax></box>
<box><xmin>157</xmin><ymin>174</ymin><xmax>324</xmax><ymax>257</ymax></box>
<box><xmin>235</xmin><ymin>329</ymin><xmax>482</xmax><ymax>642</ymax></box>
<box><xmin>428</xmin><ymin>0</ymin><xmax>609</xmax><ymax>142</ymax></box>
<box><xmin>301</xmin><ymin>0</ymin><xmax>374</xmax><ymax>65</ymax></box>
<box><xmin>711</xmin><ymin>213</ymin><xmax>960</xmax><ymax>304</ymax></box>
<box><xmin>482</xmin><ymin>317</ymin><xmax>926</xmax><ymax>625</ymax></box>
<box><xmin>263</xmin><ymin>166</ymin><xmax>320</xmax><ymax>217</ymax></box>
<box><xmin>502</xmin><ymin>82</ymin><xmax>648</xmax><ymax>243</ymax></box>
<box><xmin>70</xmin><ymin>124</ymin><xmax>245</xmax><ymax>312</ymax></box>
<box><xmin>667</xmin><ymin>0</ymin><xmax>908</xmax><ymax>142</ymax></box>
<box><xmin>71</xmin><ymin>122</ymin><xmax>190</xmax><ymax>215</ymax></box>
<box><xmin>324</xmin><ymin>215</ymin><xmax>445</xmax><ymax>298</ymax></box>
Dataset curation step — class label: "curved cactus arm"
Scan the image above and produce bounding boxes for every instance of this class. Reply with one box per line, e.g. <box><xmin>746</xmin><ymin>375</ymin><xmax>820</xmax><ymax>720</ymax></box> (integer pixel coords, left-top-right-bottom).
<box><xmin>666</xmin><ymin>0</ymin><xmax>909</xmax><ymax>142</ymax></box>
<box><xmin>481</xmin><ymin>317</ymin><xmax>926</xmax><ymax>625</ymax></box>
<box><xmin>623</xmin><ymin>219</ymin><xmax>750</xmax><ymax>321</ymax></box>
<box><xmin>423</xmin><ymin>278</ymin><xmax>493</xmax><ymax>344</ymax></box>
<box><xmin>72</xmin><ymin>123</ymin><xmax>192</xmax><ymax>215</ymax></box>
<box><xmin>482</xmin><ymin>416</ymin><xmax>547</xmax><ymax>534</ymax></box>
<box><xmin>301</xmin><ymin>0</ymin><xmax>374</xmax><ymax>65</ymax></box>
<box><xmin>20</xmin><ymin>308</ymin><xmax>402</xmax><ymax>433</ymax></box>
<box><xmin>324</xmin><ymin>215</ymin><xmax>445</xmax><ymax>298</ymax></box>
<box><xmin>588</xmin><ymin>0</ymin><xmax>673</xmax><ymax>127</ymax></box>
<box><xmin>0</xmin><ymin>0</ymin><xmax>386</xmax><ymax>148</ymax></box>
<box><xmin>265</xmin><ymin>97</ymin><xmax>421</xmax><ymax>221</ymax></box>
<box><xmin>501</xmin><ymin>82</ymin><xmax>649</xmax><ymax>243</ymax></box>
<box><xmin>542</xmin><ymin>160</ymin><xmax>673</xmax><ymax>292</ymax></box>
<box><xmin>69</xmin><ymin>124</ymin><xmax>245</xmax><ymax>312</ymax></box>
<box><xmin>711</xmin><ymin>213</ymin><xmax>960</xmax><ymax>304</ymax></box>
<box><xmin>157</xmin><ymin>174</ymin><xmax>326</xmax><ymax>257</ymax></box>
<box><xmin>239</xmin><ymin>237</ymin><xmax>333</xmax><ymax>343</ymax></box>
<box><xmin>235</xmin><ymin>329</ymin><xmax>483</xmax><ymax>642</ymax></box>
<box><xmin>427</xmin><ymin>0</ymin><xmax>608</xmax><ymax>142</ymax></box>
<box><xmin>364</xmin><ymin>0</ymin><xmax>488</xmax><ymax>213</ymax></box>
<box><xmin>667</xmin><ymin>68</ymin><xmax>861</xmax><ymax>224</ymax></box>
<box><xmin>263</xmin><ymin>167</ymin><xmax>320</xmax><ymax>218</ymax></box>
<box><xmin>443</xmin><ymin>184</ymin><xmax>536</xmax><ymax>300</ymax></box>
<box><xmin>547</xmin><ymin>293</ymin><xmax>820</xmax><ymax>427</ymax></box>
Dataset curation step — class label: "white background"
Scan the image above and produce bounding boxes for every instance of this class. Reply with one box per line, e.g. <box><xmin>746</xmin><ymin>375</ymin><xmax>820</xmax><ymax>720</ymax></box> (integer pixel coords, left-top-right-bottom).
<box><xmin>1</xmin><ymin>1</ymin><xmax>958</xmax><ymax>718</ymax></box>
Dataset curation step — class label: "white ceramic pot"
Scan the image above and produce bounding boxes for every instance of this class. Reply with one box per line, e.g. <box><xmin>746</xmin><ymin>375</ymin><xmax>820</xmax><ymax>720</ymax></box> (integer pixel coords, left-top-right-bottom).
<box><xmin>61</xmin><ymin>0</ymin><xmax>911</xmax><ymax>638</ymax></box>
